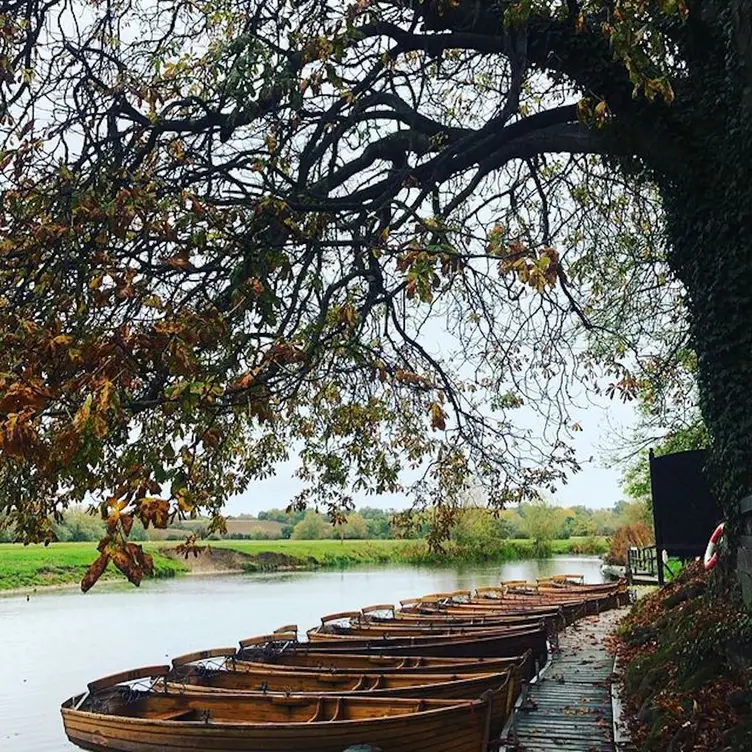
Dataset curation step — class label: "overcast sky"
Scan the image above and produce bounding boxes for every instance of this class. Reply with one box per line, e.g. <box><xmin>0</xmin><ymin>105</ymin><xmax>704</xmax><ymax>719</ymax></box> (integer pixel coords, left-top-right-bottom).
<box><xmin>224</xmin><ymin>394</ymin><xmax>639</xmax><ymax>515</ymax></box>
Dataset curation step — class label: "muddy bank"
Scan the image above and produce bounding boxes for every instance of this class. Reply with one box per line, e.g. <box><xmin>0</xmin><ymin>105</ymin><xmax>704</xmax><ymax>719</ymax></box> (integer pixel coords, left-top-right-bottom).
<box><xmin>159</xmin><ymin>546</ymin><xmax>313</xmax><ymax>574</ymax></box>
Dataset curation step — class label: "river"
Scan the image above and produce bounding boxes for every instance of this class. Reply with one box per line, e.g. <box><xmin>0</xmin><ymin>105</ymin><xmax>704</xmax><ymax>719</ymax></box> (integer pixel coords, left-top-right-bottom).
<box><xmin>0</xmin><ymin>556</ymin><xmax>604</xmax><ymax>751</ymax></box>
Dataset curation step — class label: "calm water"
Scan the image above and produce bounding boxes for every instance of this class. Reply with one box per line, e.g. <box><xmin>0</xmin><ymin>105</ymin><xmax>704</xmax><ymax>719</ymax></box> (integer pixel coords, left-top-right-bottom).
<box><xmin>0</xmin><ymin>557</ymin><xmax>604</xmax><ymax>751</ymax></box>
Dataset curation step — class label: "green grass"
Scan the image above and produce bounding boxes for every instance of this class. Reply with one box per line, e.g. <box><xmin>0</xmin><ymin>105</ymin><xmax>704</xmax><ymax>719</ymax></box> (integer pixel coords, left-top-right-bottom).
<box><xmin>0</xmin><ymin>542</ymin><xmax>186</xmax><ymax>591</ymax></box>
<box><xmin>0</xmin><ymin>536</ymin><xmax>608</xmax><ymax>591</ymax></box>
<box><xmin>208</xmin><ymin>536</ymin><xmax>607</xmax><ymax>567</ymax></box>
<box><xmin>397</xmin><ymin>537</ymin><xmax>607</xmax><ymax>565</ymax></box>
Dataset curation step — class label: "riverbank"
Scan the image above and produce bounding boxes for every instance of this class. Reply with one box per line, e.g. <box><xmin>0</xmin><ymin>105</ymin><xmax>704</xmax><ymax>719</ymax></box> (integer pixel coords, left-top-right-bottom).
<box><xmin>208</xmin><ymin>536</ymin><xmax>607</xmax><ymax>567</ymax></box>
<box><xmin>0</xmin><ymin>536</ymin><xmax>607</xmax><ymax>591</ymax></box>
<box><xmin>0</xmin><ymin>543</ymin><xmax>186</xmax><ymax>592</ymax></box>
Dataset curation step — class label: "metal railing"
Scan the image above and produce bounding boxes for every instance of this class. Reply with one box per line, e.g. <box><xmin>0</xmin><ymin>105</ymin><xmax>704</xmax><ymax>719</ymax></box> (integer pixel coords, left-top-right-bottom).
<box><xmin>627</xmin><ymin>545</ymin><xmax>676</xmax><ymax>586</ymax></box>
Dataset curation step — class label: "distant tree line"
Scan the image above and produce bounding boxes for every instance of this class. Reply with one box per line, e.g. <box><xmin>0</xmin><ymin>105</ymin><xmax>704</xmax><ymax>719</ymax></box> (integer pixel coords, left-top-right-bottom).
<box><xmin>0</xmin><ymin>500</ymin><xmax>649</xmax><ymax>546</ymax></box>
<box><xmin>0</xmin><ymin>509</ymin><xmax>149</xmax><ymax>544</ymax></box>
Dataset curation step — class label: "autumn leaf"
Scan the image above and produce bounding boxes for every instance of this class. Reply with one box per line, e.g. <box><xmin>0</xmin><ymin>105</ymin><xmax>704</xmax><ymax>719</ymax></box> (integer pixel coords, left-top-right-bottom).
<box><xmin>96</xmin><ymin>379</ymin><xmax>116</xmax><ymax>412</ymax></box>
<box><xmin>175</xmin><ymin>534</ymin><xmax>206</xmax><ymax>559</ymax></box>
<box><xmin>0</xmin><ymin>383</ymin><xmax>50</xmax><ymax>413</ymax></box>
<box><xmin>90</xmin><ymin>413</ymin><xmax>109</xmax><ymax>438</ymax></box>
<box><xmin>120</xmin><ymin>513</ymin><xmax>134</xmax><ymax>535</ymax></box>
<box><xmin>232</xmin><ymin>372</ymin><xmax>256</xmax><ymax>390</ymax></box>
<box><xmin>127</xmin><ymin>542</ymin><xmax>154</xmax><ymax>576</ymax></box>
<box><xmin>189</xmin><ymin>198</ymin><xmax>205</xmax><ymax>216</ymax></box>
<box><xmin>175</xmin><ymin>487</ymin><xmax>194</xmax><ymax>513</ymax></box>
<box><xmin>49</xmin><ymin>334</ymin><xmax>73</xmax><ymax>350</ymax></box>
<box><xmin>104</xmin><ymin>498</ymin><xmax>128</xmax><ymax>533</ymax></box>
<box><xmin>137</xmin><ymin>497</ymin><xmax>170</xmax><ymax>528</ymax></box>
<box><xmin>73</xmin><ymin>395</ymin><xmax>93</xmax><ymax>431</ymax></box>
<box><xmin>165</xmin><ymin>254</ymin><xmax>195</xmax><ymax>271</ymax></box>
<box><xmin>202</xmin><ymin>426</ymin><xmax>222</xmax><ymax>448</ymax></box>
<box><xmin>429</xmin><ymin>402</ymin><xmax>447</xmax><ymax>431</ymax></box>
<box><xmin>109</xmin><ymin>545</ymin><xmax>144</xmax><ymax>586</ymax></box>
<box><xmin>81</xmin><ymin>551</ymin><xmax>110</xmax><ymax>593</ymax></box>
<box><xmin>0</xmin><ymin>411</ymin><xmax>39</xmax><ymax>459</ymax></box>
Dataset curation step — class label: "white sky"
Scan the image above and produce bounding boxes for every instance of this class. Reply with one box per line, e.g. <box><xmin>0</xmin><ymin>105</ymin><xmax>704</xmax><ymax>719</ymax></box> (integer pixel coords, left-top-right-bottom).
<box><xmin>224</xmin><ymin>394</ymin><xmax>639</xmax><ymax>515</ymax></box>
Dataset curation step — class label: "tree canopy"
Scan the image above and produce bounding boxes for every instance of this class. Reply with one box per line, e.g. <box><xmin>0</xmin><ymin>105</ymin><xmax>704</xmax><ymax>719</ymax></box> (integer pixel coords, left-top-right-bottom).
<box><xmin>2</xmin><ymin>0</ymin><xmax>750</xmax><ymax>587</ymax></box>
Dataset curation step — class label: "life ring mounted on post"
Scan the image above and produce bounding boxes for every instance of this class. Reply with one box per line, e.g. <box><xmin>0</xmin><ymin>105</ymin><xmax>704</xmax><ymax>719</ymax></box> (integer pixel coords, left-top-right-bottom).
<box><xmin>703</xmin><ymin>522</ymin><xmax>725</xmax><ymax>571</ymax></box>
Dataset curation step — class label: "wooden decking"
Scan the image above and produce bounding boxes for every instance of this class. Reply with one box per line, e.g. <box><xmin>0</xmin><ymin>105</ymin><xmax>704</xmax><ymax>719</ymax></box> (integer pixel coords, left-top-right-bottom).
<box><xmin>501</xmin><ymin>608</ymin><xmax>626</xmax><ymax>752</ymax></box>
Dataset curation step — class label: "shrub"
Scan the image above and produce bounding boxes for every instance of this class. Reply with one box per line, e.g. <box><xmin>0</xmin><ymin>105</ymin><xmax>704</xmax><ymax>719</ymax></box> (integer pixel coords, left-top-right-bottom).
<box><xmin>570</xmin><ymin>536</ymin><xmax>608</xmax><ymax>555</ymax></box>
<box><xmin>292</xmin><ymin>511</ymin><xmax>331</xmax><ymax>540</ymax></box>
<box><xmin>604</xmin><ymin>522</ymin><xmax>654</xmax><ymax>565</ymax></box>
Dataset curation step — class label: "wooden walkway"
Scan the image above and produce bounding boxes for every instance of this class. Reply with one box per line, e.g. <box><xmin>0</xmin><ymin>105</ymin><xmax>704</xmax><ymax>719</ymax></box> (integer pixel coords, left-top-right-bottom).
<box><xmin>502</xmin><ymin>608</ymin><xmax>626</xmax><ymax>752</ymax></box>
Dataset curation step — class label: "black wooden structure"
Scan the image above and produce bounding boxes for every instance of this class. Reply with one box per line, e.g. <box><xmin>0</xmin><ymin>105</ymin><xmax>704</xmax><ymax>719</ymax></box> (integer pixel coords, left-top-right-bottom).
<box><xmin>739</xmin><ymin>496</ymin><xmax>752</xmax><ymax>606</ymax></box>
<box><xmin>649</xmin><ymin>448</ymin><xmax>724</xmax><ymax>585</ymax></box>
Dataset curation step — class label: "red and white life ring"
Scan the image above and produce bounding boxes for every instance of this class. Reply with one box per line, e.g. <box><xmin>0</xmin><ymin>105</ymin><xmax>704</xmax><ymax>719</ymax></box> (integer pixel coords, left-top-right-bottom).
<box><xmin>703</xmin><ymin>522</ymin><xmax>725</xmax><ymax>571</ymax></box>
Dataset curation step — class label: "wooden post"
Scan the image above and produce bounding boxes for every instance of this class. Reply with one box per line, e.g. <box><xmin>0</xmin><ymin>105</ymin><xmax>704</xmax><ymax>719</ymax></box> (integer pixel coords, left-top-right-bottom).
<box><xmin>648</xmin><ymin>449</ymin><xmax>666</xmax><ymax>586</ymax></box>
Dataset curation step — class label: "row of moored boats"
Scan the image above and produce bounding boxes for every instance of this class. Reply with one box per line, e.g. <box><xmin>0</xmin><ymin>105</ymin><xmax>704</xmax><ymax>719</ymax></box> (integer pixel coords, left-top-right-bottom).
<box><xmin>61</xmin><ymin>576</ymin><xmax>629</xmax><ymax>751</ymax></box>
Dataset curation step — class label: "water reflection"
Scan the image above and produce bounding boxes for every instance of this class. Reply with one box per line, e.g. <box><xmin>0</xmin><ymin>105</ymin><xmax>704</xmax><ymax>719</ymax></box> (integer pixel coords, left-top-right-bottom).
<box><xmin>0</xmin><ymin>557</ymin><xmax>603</xmax><ymax>751</ymax></box>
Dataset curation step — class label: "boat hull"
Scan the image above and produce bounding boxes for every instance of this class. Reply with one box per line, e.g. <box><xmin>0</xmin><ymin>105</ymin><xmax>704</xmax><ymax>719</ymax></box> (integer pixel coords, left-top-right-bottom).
<box><xmin>62</xmin><ymin>696</ymin><xmax>489</xmax><ymax>752</ymax></box>
<box><xmin>295</xmin><ymin>627</ymin><xmax>548</xmax><ymax>665</ymax></box>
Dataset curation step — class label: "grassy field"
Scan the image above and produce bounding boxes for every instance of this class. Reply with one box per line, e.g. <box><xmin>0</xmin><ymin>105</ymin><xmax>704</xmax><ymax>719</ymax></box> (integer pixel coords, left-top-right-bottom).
<box><xmin>0</xmin><ymin>536</ymin><xmax>607</xmax><ymax>591</ymax></box>
<box><xmin>0</xmin><ymin>542</ymin><xmax>186</xmax><ymax>591</ymax></box>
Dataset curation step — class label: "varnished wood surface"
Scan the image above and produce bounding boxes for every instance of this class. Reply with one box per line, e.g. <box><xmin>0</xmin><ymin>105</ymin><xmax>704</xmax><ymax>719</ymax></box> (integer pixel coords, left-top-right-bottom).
<box><xmin>309</xmin><ymin>616</ymin><xmax>551</xmax><ymax>639</ymax></box>
<box><xmin>168</xmin><ymin>665</ymin><xmax>514</xmax><ymax>698</ymax></box>
<box><xmin>232</xmin><ymin>650</ymin><xmax>533</xmax><ymax>678</ymax></box>
<box><xmin>62</xmin><ymin>694</ymin><xmax>490</xmax><ymax>752</ymax></box>
<box><xmin>295</xmin><ymin>625</ymin><xmax>548</xmax><ymax>663</ymax></box>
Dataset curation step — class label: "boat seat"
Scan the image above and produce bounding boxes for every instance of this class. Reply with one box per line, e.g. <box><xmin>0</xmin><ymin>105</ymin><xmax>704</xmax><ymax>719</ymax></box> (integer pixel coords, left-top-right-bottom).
<box><xmin>149</xmin><ymin>710</ymin><xmax>196</xmax><ymax>722</ymax></box>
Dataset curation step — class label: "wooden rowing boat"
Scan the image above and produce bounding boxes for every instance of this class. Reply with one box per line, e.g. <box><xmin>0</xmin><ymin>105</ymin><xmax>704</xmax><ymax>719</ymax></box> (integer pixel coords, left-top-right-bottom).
<box><xmin>238</xmin><ymin>625</ymin><xmax>548</xmax><ymax>666</ymax></box>
<box><xmin>392</xmin><ymin>601</ymin><xmax>580</xmax><ymax>626</ymax></box>
<box><xmin>61</xmin><ymin>666</ymin><xmax>493</xmax><ymax>752</ymax></box>
<box><xmin>309</xmin><ymin>623</ymin><xmax>548</xmax><ymax>639</ymax></box>
<box><xmin>362</xmin><ymin>603</ymin><xmax>564</xmax><ymax>623</ymax></box>
<box><xmin>398</xmin><ymin>585</ymin><xmax>629</xmax><ymax>622</ymax></box>
<box><xmin>307</xmin><ymin>610</ymin><xmax>550</xmax><ymax>639</ymax></box>
<box><xmin>318</xmin><ymin>608</ymin><xmax>562</xmax><ymax>634</ymax></box>
<box><xmin>303</xmin><ymin>622</ymin><xmax>542</xmax><ymax>643</ymax></box>
<box><xmin>473</xmin><ymin>590</ymin><xmax>627</xmax><ymax>613</ymax></box>
<box><xmin>169</xmin><ymin>647</ymin><xmax>526</xmax><ymax>699</ymax></box>
<box><xmin>163</xmin><ymin>671</ymin><xmax>516</xmax><ymax>738</ymax></box>
<box><xmin>232</xmin><ymin>650</ymin><xmax>535</xmax><ymax>679</ymax></box>
<box><xmin>169</xmin><ymin>665</ymin><xmax>512</xmax><ymax>697</ymax></box>
<box><xmin>406</xmin><ymin>599</ymin><xmax>586</xmax><ymax>620</ymax></box>
<box><xmin>407</xmin><ymin>589</ymin><xmax>621</xmax><ymax>615</ymax></box>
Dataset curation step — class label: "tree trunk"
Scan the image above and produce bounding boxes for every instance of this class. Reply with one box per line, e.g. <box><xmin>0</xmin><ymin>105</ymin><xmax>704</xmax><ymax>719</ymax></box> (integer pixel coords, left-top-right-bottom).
<box><xmin>664</xmin><ymin>173</ymin><xmax>752</xmax><ymax>544</ymax></box>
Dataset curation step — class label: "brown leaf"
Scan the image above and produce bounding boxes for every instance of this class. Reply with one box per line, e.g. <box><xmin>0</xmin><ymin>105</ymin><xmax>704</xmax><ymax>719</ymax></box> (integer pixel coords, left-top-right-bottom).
<box><xmin>126</xmin><ymin>543</ymin><xmax>154</xmax><ymax>577</ymax></box>
<box><xmin>81</xmin><ymin>552</ymin><xmax>110</xmax><ymax>592</ymax></box>
<box><xmin>0</xmin><ymin>411</ymin><xmax>39</xmax><ymax>459</ymax></box>
<box><xmin>164</xmin><ymin>254</ymin><xmax>195</xmax><ymax>271</ymax></box>
<box><xmin>110</xmin><ymin>545</ymin><xmax>143</xmax><ymax>586</ymax></box>
<box><xmin>137</xmin><ymin>497</ymin><xmax>170</xmax><ymax>528</ymax></box>
<box><xmin>202</xmin><ymin>427</ymin><xmax>221</xmax><ymax>448</ymax></box>
<box><xmin>429</xmin><ymin>402</ymin><xmax>447</xmax><ymax>431</ymax></box>
<box><xmin>0</xmin><ymin>383</ymin><xmax>51</xmax><ymax>413</ymax></box>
